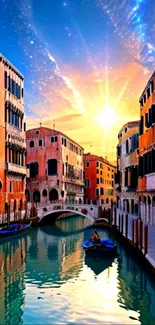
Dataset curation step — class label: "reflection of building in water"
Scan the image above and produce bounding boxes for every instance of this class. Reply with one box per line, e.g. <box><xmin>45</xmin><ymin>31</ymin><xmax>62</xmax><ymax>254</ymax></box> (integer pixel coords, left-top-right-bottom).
<box><xmin>26</xmin><ymin>227</ymin><xmax>84</xmax><ymax>285</ymax></box>
<box><xmin>118</xmin><ymin>247</ymin><xmax>155</xmax><ymax>323</ymax></box>
<box><xmin>56</xmin><ymin>216</ymin><xmax>90</xmax><ymax>233</ymax></box>
<box><xmin>0</xmin><ymin>238</ymin><xmax>26</xmax><ymax>325</ymax></box>
<box><xmin>60</xmin><ymin>232</ymin><xmax>84</xmax><ymax>281</ymax></box>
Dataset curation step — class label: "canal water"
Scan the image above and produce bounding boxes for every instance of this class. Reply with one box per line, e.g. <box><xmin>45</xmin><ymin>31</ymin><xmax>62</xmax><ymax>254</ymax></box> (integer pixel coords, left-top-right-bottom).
<box><xmin>0</xmin><ymin>215</ymin><xmax>155</xmax><ymax>325</ymax></box>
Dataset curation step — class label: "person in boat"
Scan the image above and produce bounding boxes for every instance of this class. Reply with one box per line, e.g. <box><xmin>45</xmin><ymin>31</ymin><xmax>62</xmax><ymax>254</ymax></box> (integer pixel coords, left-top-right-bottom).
<box><xmin>16</xmin><ymin>223</ymin><xmax>24</xmax><ymax>230</ymax></box>
<box><xmin>91</xmin><ymin>229</ymin><xmax>100</xmax><ymax>243</ymax></box>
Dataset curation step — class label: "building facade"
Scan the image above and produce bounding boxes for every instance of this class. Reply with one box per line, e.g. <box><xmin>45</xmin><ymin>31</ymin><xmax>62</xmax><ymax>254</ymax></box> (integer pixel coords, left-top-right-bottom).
<box><xmin>83</xmin><ymin>153</ymin><xmax>116</xmax><ymax>206</ymax></box>
<box><xmin>26</xmin><ymin>126</ymin><xmax>84</xmax><ymax>204</ymax></box>
<box><xmin>0</xmin><ymin>54</ymin><xmax>26</xmax><ymax>218</ymax></box>
<box><xmin>114</xmin><ymin>121</ymin><xmax>139</xmax><ymax>227</ymax></box>
<box><xmin>138</xmin><ymin>72</ymin><xmax>155</xmax><ymax>226</ymax></box>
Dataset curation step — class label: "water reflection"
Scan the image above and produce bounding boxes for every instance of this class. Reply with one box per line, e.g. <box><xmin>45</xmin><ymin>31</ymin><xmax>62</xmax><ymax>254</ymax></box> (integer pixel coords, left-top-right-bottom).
<box><xmin>0</xmin><ymin>238</ymin><xmax>27</xmax><ymax>325</ymax></box>
<box><xmin>117</xmin><ymin>246</ymin><xmax>155</xmax><ymax>324</ymax></box>
<box><xmin>0</xmin><ymin>218</ymin><xmax>155</xmax><ymax>324</ymax></box>
<box><xmin>85</xmin><ymin>256</ymin><xmax>114</xmax><ymax>276</ymax></box>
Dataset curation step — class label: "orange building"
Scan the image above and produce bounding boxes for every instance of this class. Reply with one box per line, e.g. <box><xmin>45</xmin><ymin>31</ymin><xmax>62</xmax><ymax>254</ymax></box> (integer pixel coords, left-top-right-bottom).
<box><xmin>0</xmin><ymin>54</ymin><xmax>26</xmax><ymax>218</ymax></box>
<box><xmin>26</xmin><ymin>126</ymin><xmax>84</xmax><ymax>204</ymax></box>
<box><xmin>138</xmin><ymin>72</ymin><xmax>155</xmax><ymax>225</ymax></box>
<box><xmin>83</xmin><ymin>153</ymin><xmax>116</xmax><ymax>207</ymax></box>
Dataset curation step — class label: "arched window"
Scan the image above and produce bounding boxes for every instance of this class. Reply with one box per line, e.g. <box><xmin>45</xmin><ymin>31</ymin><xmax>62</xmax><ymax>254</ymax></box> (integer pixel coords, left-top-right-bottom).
<box><xmin>42</xmin><ymin>189</ymin><xmax>47</xmax><ymax>197</ymax></box>
<box><xmin>49</xmin><ymin>188</ymin><xmax>58</xmax><ymax>202</ymax></box>
<box><xmin>33</xmin><ymin>190</ymin><xmax>40</xmax><ymax>203</ymax></box>
<box><xmin>30</xmin><ymin>140</ymin><xmax>34</xmax><ymax>148</ymax></box>
<box><xmin>106</xmin><ymin>198</ymin><xmax>109</xmax><ymax>204</ymax></box>
<box><xmin>96</xmin><ymin>188</ymin><xmax>99</xmax><ymax>197</ymax></box>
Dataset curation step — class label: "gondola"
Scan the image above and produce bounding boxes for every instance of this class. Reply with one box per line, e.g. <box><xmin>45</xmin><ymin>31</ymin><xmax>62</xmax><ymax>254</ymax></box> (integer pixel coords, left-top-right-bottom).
<box><xmin>82</xmin><ymin>238</ymin><xmax>117</xmax><ymax>258</ymax></box>
<box><xmin>0</xmin><ymin>222</ymin><xmax>31</xmax><ymax>239</ymax></box>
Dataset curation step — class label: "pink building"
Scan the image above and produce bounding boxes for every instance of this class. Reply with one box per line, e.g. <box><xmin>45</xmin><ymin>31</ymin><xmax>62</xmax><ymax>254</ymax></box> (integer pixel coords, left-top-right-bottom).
<box><xmin>26</xmin><ymin>126</ymin><xmax>84</xmax><ymax>204</ymax></box>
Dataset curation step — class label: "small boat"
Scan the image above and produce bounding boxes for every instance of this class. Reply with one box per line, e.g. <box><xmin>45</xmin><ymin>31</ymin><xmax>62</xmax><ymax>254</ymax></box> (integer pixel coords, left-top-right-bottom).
<box><xmin>0</xmin><ymin>222</ymin><xmax>31</xmax><ymax>239</ymax></box>
<box><xmin>82</xmin><ymin>238</ymin><xmax>117</xmax><ymax>258</ymax></box>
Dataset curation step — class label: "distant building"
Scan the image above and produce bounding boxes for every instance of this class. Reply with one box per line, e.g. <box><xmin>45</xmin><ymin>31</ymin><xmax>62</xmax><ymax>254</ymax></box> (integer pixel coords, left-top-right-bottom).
<box><xmin>83</xmin><ymin>153</ymin><xmax>116</xmax><ymax>207</ymax></box>
<box><xmin>0</xmin><ymin>54</ymin><xmax>26</xmax><ymax>218</ymax></box>
<box><xmin>114</xmin><ymin>121</ymin><xmax>139</xmax><ymax>227</ymax></box>
<box><xmin>138</xmin><ymin>72</ymin><xmax>155</xmax><ymax>225</ymax></box>
<box><xmin>26</xmin><ymin>127</ymin><xmax>84</xmax><ymax>204</ymax></box>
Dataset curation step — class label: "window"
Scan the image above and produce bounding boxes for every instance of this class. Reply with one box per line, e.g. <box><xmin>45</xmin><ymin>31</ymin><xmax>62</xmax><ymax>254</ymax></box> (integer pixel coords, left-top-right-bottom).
<box><xmin>66</xmin><ymin>155</ymin><xmax>68</xmax><ymax>161</ymax></box>
<box><xmin>48</xmin><ymin>159</ymin><xmax>57</xmax><ymax>175</ymax></box>
<box><xmin>125</xmin><ymin>127</ymin><xmax>127</xmax><ymax>133</ymax></box>
<box><xmin>151</xmin><ymin>80</ymin><xmax>154</xmax><ymax>93</ymax></box>
<box><xmin>29</xmin><ymin>162</ymin><xmax>39</xmax><ymax>177</ymax></box>
<box><xmin>96</xmin><ymin>178</ymin><xmax>99</xmax><ymax>184</ymax></box>
<box><xmin>101</xmin><ymin>199</ymin><xmax>104</xmax><ymax>204</ymax></box>
<box><xmin>10</xmin><ymin>181</ymin><xmax>12</xmax><ymax>192</ymax></box>
<box><xmin>117</xmin><ymin>145</ymin><xmax>121</xmax><ymax>157</ymax></box>
<box><xmin>24</xmin><ymin>122</ymin><xmax>26</xmax><ymax>131</ymax></box>
<box><xmin>85</xmin><ymin>161</ymin><xmax>89</xmax><ymax>168</ymax></box>
<box><xmin>30</xmin><ymin>140</ymin><xmax>34</xmax><ymax>148</ymax></box>
<box><xmin>85</xmin><ymin>179</ymin><xmax>90</xmax><ymax>188</ymax></box>
<box><xmin>140</xmin><ymin>116</ymin><xmax>144</xmax><ymax>135</ymax></box>
<box><xmin>42</xmin><ymin>189</ymin><xmax>47</xmax><ymax>197</ymax></box>
<box><xmin>39</xmin><ymin>139</ymin><xmax>42</xmax><ymax>146</ymax></box>
<box><xmin>144</xmin><ymin>94</ymin><xmax>146</xmax><ymax>103</ymax></box>
<box><xmin>100</xmin><ymin>170</ymin><xmax>102</xmax><ymax>175</ymax></box>
<box><xmin>36</xmin><ymin>130</ymin><xmax>39</xmax><ymax>135</ymax></box>
<box><xmin>4</xmin><ymin>71</ymin><xmax>7</xmax><ymax>89</ymax></box>
<box><xmin>100</xmin><ymin>187</ymin><xmax>104</xmax><ymax>195</ymax></box>
<box><xmin>100</xmin><ymin>163</ymin><xmax>103</xmax><ymax>169</ymax></box>
<box><xmin>100</xmin><ymin>178</ymin><xmax>102</xmax><ymax>183</ymax></box>
<box><xmin>147</xmin><ymin>87</ymin><xmax>151</xmax><ymax>99</ymax></box>
<box><xmin>96</xmin><ymin>169</ymin><xmax>99</xmax><ymax>174</ymax></box>
<box><xmin>96</xmin><ymin>188</ymin><xmax>99</xmax><ymax>197</ymax></box>
<box><xmin>63</xmin><ymin>138</ymin><xmax>67</xmax><ymax>146</ymax></box>
<box><xmin>51</xmin><ymin>136</ymin><xmax>55</xmax><ymax>143</ymax></box>
<box><xmin>96</xmin><ymin>161</ymin><xmax>99</xmax><ymax>167</ymax></box>
<box><xmin>126</xmin><ymin>139</ymin><xmax>129</xmax><ymax>154</ymax></box>
<box><xmin>55</xmin><ymin>136</ymin><xmax>57</xmax><ymax>142</ymax></box>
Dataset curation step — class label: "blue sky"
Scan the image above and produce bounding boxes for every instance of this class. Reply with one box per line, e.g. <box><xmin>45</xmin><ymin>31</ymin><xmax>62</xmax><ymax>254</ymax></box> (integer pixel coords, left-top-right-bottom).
<box><xmin>0</xmin><ymin>0</ymin><xmax>155</xmax><ymax>160</ymax></box>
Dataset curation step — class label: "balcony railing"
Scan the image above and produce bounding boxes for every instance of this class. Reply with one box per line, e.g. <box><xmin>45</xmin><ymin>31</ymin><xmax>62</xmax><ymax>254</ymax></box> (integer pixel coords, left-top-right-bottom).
<box><xmin>6</xmin><ymin>122</ymin><xmax>26</xmax><ymax>148</ymax></box>
<box><xmin>5</xmin><ymin>162</ymin><xmax>26</xmax><ymax>175</ymax></box>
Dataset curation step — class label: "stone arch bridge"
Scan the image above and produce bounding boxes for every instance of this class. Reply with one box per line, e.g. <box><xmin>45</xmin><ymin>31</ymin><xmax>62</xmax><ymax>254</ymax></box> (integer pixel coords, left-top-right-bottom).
<box><xmin>30</xmin><ymin>203</ymin><xmax>99</xmax><ymax>224</ymax></box>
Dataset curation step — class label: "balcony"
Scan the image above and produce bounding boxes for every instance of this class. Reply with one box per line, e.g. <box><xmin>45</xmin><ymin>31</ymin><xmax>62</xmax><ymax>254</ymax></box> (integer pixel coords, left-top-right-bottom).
<box><xmin>5</xmin><ymin>163</ymin><xmax>26</xmax><ymax>176</ymax></box>
<box><xmin>6</xmin><ymin>122</ymin><xmax>26</xmax><ymax>148</ymax></box>
<box><xmin>146</xmin><ymin>173</ymin><xmax>155</xmax><ymax>191</ymax></box>
<box><xmin>63</xmin><ymin>175</ymin><xmax>84</xmax><ymax>186</ymax></box>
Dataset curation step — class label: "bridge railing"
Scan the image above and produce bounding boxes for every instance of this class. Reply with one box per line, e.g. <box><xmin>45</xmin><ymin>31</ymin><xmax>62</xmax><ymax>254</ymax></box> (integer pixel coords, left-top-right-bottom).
<box><xmin>35</xmin><ymin>202</ymin><xmax>99</xmax><ymax>221</ymax></box>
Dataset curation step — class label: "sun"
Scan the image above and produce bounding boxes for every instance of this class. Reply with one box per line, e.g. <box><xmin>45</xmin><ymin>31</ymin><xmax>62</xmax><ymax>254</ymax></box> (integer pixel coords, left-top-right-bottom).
<box><xmin>96</xmin><ymin>107</ymin><xmax>117</xmax><ymax>129</ymax></box>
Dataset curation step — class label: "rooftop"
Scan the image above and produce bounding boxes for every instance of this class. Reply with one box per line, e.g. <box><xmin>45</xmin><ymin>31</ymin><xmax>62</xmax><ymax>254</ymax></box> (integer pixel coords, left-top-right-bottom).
<box><xmin>0</xmin><ymin>53</ymin><xmax>24</xmax><ymax>79</ymax></box>
<box><xmin>139</xmin><ymin>70</ymin><xmax>155</xmax><ymax>101</ymax></box>
<box><xmin>26</xmin><ymin>126</ymin><xmax>84</xmax><ymax>150</ymax></box>
<box><xmin>83</xmin><ymin>153</ymin><xmax>116</xmax><ymax>168</ymax></box>
<box><xmin>118</xmin><ymin>120</ymin><xmax>140</xmax><ymax>134</ymax></box>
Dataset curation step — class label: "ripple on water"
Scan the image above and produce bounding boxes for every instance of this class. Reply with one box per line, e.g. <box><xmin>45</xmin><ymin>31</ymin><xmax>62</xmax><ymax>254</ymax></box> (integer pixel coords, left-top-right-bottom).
<box><xmin>0</xmin><ymin>219</ymin><xmax>155</xmax><ymax>325</ymax></box>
